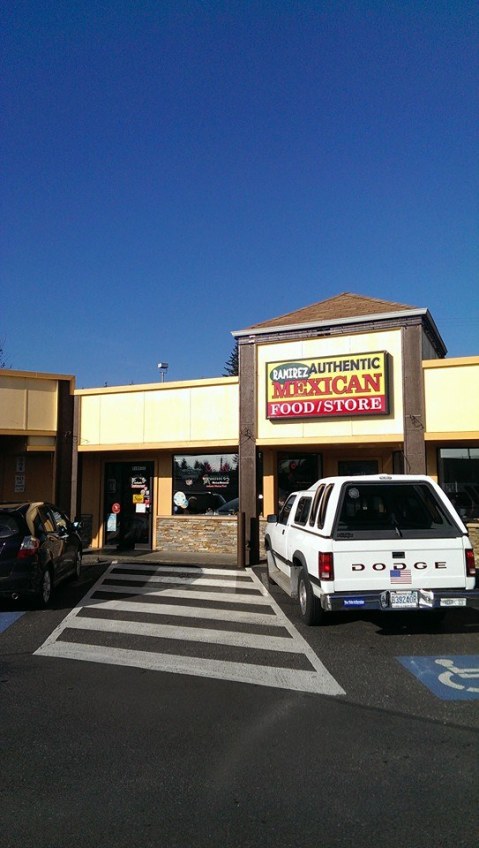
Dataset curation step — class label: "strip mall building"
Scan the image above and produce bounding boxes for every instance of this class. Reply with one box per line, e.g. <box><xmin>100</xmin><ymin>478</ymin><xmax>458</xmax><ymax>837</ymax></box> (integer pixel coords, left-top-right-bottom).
<box><xmin>1</xmin><ymin>293</ymin><xmax>478</xmax><ymax>562</ymax></box>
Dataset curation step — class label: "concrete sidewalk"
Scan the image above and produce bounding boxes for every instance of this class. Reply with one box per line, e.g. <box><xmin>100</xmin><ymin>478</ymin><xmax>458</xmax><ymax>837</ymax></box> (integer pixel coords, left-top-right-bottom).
<box><xmin>82</xmin><ymin>548</ymin><xmax>240</xmax><ymax>569</ymax></box>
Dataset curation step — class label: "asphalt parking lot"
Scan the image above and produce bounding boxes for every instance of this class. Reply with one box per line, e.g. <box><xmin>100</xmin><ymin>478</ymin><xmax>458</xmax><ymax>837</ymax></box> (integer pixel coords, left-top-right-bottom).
<box><xmin>1</xmin><ymin>558</ymin><xmax>478</xmax><ymax>848</ymax></box>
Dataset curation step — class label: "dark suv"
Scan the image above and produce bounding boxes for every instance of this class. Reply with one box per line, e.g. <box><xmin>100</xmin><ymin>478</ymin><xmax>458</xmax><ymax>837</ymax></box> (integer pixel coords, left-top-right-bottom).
<box><xmin>0</xmin><ymin>502</ymin><xmax>82</xmax><ymax>607</ymax></box>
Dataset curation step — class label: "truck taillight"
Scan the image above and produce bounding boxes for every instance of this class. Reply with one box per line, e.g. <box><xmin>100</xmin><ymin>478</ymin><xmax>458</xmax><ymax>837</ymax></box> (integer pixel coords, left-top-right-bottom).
<box><xmin>319</xmin><ymin>552</ymin><xmax>334</xmax><ymax>581</ymax></box>
<box><xmin>17</xmin><ymin>535</ymin><xmax>40</xmax><ymax>559</ymax></box>
<box><xmin>465</xmin><ymin>549</ymin><xmax>476</xmax><ymax>578</ymax></box>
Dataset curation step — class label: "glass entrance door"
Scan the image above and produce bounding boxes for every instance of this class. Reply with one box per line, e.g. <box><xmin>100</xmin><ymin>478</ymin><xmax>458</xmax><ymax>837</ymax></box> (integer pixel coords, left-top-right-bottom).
<box><xmin>104</xmin><ymin>461</ymin><xmax>153</xmax><ymax>549</ymax></box>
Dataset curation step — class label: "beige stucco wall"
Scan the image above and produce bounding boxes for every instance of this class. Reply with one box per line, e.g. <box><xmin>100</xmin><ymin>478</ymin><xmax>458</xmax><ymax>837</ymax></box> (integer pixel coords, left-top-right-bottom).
<box><xmin>0</xmin><ymin>370</ymin><xmax>75</xmax><ymax>512</ymax></box>
<box><xmin>423</xmin><ymin>357</ymin><xmax>479</xmax><ymax>438</ymax></box>
<box><xmin>77</xmin><ymin>377</ymin><xmax>239</xmax><ymax>450</ymax></box>
<box><xmin>0</xmin><ymin>372</ymin><xmax>60</xmax><ymax>434</ymax></box>
<box><xmin>256</xmin><ymin>329</ymin><xmax>404</xmax><ymax>444</ymax></box>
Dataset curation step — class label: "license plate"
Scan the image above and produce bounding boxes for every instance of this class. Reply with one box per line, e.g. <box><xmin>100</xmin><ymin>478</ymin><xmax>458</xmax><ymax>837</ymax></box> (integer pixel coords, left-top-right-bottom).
<box><xmin>390</xmin><ymin>590</ymin><xmax>418</xmax><ymax>609</ymax></box>
<box><xmin>439</xmin><ymin>598</ymin><xmax>467</xmax><ymax>607</ymax></box>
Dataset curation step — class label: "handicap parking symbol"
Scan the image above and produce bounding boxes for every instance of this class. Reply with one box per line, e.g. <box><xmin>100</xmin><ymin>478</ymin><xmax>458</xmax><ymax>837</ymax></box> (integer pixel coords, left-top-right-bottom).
<box><xmin>0</xmin><ymin>611</ymin><xmax>25</xmax><ymax>634</ymax></box>
<box><xmin>397</xmin><ymin>655</ymin><xmax>479</xmax><ymax>700</ymax></box>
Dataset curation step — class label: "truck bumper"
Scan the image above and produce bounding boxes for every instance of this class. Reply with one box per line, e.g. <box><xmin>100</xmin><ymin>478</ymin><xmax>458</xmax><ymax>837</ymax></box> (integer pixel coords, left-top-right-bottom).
<box><xmin>321</xmin><ymin>587</ymin><xmax>479</xmax><ymax>612</ymax></box>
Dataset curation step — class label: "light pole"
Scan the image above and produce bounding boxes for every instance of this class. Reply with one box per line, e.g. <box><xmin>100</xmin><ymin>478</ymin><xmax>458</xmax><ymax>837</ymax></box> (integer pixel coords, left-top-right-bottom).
<box><xmin>157</xmin><ymin>362</ymin><xmax>169</xmax><ymax>383</ymax></box>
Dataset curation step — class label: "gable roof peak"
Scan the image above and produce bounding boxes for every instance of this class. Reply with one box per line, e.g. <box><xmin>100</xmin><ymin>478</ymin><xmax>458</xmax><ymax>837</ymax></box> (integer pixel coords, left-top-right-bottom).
<box><xmin>247</xmin><ymin>291</ymin><xmax>419</xmax><ymax>330</ymax></box>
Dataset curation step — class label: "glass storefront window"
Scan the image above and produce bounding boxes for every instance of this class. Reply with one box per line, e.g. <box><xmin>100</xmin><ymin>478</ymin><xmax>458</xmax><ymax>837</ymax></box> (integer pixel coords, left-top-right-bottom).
<box><xmin>438</xmin><ymin>448</ymin><xmax>479</xmax><ymax>522</ymax></box>
<box><xmin>173</xmin><ymin>454</ymin><xmax>239</xmax><ymax>515</ymax></box>
<box><xmin>338</xmin><ymin>460</ymin><xmax>379</xmax><ymax>476</ymax></box>
<box><xmin>277</xmin><ymin>453</ymin><xmax>322</xmax><ymax>511</ymax></box>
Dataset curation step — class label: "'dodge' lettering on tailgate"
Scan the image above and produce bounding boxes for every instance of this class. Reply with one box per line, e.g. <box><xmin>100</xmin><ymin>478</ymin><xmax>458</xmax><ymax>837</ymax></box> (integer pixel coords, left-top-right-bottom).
<box><xmin>351</xmin><ymin>562</ymin><xmax>447</xmax><ymax>571</ymax></box>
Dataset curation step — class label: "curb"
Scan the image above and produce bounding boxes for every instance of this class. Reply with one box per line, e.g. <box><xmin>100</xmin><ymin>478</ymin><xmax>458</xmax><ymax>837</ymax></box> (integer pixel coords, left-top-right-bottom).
<box><xmin>81</xmin><ymin>550</ymin><xmax>241</xmax><ymax>568</ymax></box>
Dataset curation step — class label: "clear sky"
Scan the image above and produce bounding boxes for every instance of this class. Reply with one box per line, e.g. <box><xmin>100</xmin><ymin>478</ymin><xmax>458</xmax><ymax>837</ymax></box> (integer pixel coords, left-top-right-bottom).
<box><xmin>1</xmin><ymin>0</ymin><xmax>477</xmax><ymax>388</ymax></box>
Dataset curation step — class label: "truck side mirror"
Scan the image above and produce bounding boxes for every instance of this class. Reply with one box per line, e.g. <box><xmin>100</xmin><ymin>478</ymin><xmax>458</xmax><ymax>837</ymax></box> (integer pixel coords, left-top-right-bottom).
<box><xmin>267</xmin><ymin>514</ymin><xmax>278</xmax><ymax>523</ymax></box>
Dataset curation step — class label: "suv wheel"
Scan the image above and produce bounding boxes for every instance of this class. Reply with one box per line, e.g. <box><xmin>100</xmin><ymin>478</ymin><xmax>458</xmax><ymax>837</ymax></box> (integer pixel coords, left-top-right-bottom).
<box><xmin>73</xmin><ymin>552</ymin><xmax>82</xmax><ymax>580</ymax></box>
<box><xmin>37</xmin><ymin>566</ymin><xmax>53</xmax><ymax>608</ymax></box>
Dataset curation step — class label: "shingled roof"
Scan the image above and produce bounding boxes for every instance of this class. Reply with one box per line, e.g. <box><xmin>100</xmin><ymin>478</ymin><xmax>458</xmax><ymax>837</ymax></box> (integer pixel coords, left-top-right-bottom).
<box><xmin>247</xmin><ymin>292</ymin><xmax>418</xmax><ymax>330</ymax></box>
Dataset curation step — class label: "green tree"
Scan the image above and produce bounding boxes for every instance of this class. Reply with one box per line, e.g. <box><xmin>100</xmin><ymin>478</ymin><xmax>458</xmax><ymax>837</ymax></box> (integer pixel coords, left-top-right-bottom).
<box><xmin>223</xmin><ymin>340</ymin><xmax>239</xmax><ymax>376</ymax></box>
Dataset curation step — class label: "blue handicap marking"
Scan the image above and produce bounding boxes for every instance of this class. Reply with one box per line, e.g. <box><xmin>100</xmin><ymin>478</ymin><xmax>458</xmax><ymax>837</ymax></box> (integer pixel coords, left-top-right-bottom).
<box><xmin>398</xmin><ymin>655</ymin><xmax>479</xmax><ymax>700</ymax></box>
<box><xmin>0</xmin><ymin>611</ymin><xmax>25</xmax><ymax>634</ymax></box>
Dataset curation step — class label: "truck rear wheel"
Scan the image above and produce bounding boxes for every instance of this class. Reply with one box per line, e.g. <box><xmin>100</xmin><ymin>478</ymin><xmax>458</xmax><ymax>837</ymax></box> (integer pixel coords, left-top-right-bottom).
<box><xmin>298</xmin><ymin>568</ymin><xmax>322</xmax><ymax>626</ymax></box>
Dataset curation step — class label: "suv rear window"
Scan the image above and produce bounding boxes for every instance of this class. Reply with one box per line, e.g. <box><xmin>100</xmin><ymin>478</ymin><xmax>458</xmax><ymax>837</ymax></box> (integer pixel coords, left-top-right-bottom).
<box><xmin>334</xmin><ymin>482</ymin><xmax>461</xmax><ymax>540</ymax></box>
<box><xmin>0</xmin><ymin>515</ymin><xmax>21</xmax><ymax>538</ymax></box>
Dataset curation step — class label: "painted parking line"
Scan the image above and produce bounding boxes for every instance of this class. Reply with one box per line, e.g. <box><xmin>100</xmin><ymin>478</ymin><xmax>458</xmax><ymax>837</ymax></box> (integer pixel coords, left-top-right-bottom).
<box><xmin>398</xmin><ymin>655</ymin><xmax>479</xmax><ymax>700</ymax></box>
<box><xmin>0</xmin><ymin>611</ymin><xmax>25</xmax><ymax>633</ymax></box>
<box><xmin>35</xmin><ymin>563</ymin><xmax>345</xmax><ymax>696</ymax></box>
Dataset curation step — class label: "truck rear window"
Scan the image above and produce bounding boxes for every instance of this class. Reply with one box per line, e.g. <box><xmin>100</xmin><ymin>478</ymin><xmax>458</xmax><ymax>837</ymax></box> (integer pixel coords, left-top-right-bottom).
<box><xmin>334</xmin><ymin>482</ymin><xmax>461</xmax><ymax>540</ymax></box>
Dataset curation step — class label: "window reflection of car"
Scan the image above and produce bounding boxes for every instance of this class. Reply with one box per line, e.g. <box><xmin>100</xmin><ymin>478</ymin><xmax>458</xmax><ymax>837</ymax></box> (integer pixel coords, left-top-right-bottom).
<box><xmin>447</xmin><ymin>491</ymin><xmax>477</xmax><ymax>521</ymax></box>
<box><xmin>215</xmin><ymin>498</ymin><xmax>239</xmax><ymax>515</ymax></box>
<box><xmin>174</xmin><ymin>492</ymin><xmax>227</xmax><ymax>514</ymax></box>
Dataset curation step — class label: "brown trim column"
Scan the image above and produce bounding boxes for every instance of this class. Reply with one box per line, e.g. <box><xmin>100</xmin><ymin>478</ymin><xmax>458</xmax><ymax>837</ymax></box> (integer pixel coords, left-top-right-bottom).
<box><xmin>238</xmin><ymin>339</ymin><xmax>259</xmax><ymax>564</ymax></box>
<box><xmin>402</xmin><ymin>323</ymin><xmax>426</xmax><ymax>474</ymax></box>
<box><xmin>54</xmin><ymin>379</ymin><xmax>75</xmax><ymax>513</ymax></box>
<box><xmin>70</xmin><ymin>394</ymin><xmax>80</xmax><ymax>518</ymax></box>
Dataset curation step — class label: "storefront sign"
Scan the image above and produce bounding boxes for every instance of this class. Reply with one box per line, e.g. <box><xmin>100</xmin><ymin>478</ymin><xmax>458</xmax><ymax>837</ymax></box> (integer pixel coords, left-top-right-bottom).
<box><xmin>266</xmin><ymin>351</ymin><xmax>389</xmax><ymax>419</ymax></box>
<box><xmin>202</xmin><ymin>474</ymin><xmax>230</xmax><ymax>488</ymax></box>
<box><xmin>15</xmin><ymin>474</ymin><xmax>25</xmax><ymax>493</ymax></box>
<box><xmin>131</xmin><ymin>475</ymin><xmax>147</xmax><ymax>489</ymax></box>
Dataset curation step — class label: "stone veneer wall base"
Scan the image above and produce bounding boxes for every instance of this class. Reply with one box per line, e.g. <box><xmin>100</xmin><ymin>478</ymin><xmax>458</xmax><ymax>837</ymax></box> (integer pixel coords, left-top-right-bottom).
<box><xmin>156</xmin><ymin>516</ymin><xmax>237</xmax><ymax>555</ymax></box>
<box><xmin>467</xmin><ymin>524</ymin><xmax>479</xmax><ymax>568</ymax></box>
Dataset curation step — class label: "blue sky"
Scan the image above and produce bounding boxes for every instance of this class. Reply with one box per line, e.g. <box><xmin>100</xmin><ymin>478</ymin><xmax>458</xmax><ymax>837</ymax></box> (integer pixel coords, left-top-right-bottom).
<box><xmin>2</xmin><ymin>1</ymin><xmax>477</xmax><ymax>387</ymax></box>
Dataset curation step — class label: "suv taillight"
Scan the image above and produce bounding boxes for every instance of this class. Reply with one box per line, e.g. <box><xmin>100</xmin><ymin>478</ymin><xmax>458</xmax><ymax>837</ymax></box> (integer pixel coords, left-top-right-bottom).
<box><xmin>465</xmin><ymin>549</ymin><xmax>476</xmax><ymax>578</ymax></box>
<box><xmin>318</xmin><ymin>552</ymin><xmax>334</xmax><ymax>581</ymax></box>
<box><xmin>17</xmin><ymin>535</ymin><xmax>40</xmax><ymax>559</ymax></box>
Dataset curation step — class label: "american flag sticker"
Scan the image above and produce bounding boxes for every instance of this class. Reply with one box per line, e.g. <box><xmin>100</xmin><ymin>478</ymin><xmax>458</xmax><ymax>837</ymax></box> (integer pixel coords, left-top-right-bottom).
<box><xmin>390</xmin><ymin>568</ymin><xmax>412</xmax><ymax>584</ymax></box>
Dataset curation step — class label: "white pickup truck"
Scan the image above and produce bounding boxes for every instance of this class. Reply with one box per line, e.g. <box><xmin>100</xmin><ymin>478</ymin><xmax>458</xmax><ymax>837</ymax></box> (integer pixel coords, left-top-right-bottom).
<box><xmin>264</xmin><ymin>474</ymin><xmax>479</xmax><ymax>624</ymax></box>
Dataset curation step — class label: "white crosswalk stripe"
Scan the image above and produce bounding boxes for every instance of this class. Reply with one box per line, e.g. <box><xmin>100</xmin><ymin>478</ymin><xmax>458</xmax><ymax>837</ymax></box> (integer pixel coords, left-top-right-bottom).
<box><xmin>35</xmin><ymin>563</ymin><xmax>345</xmax><ymax>695</ymax></box>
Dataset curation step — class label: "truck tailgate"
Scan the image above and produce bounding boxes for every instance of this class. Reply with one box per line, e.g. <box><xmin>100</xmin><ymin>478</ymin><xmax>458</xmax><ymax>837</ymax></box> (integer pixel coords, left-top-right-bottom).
<box><xmin>332</xmin><ymin>537</ymin><xmax>468</xmax><ymax>593</ymax></box>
